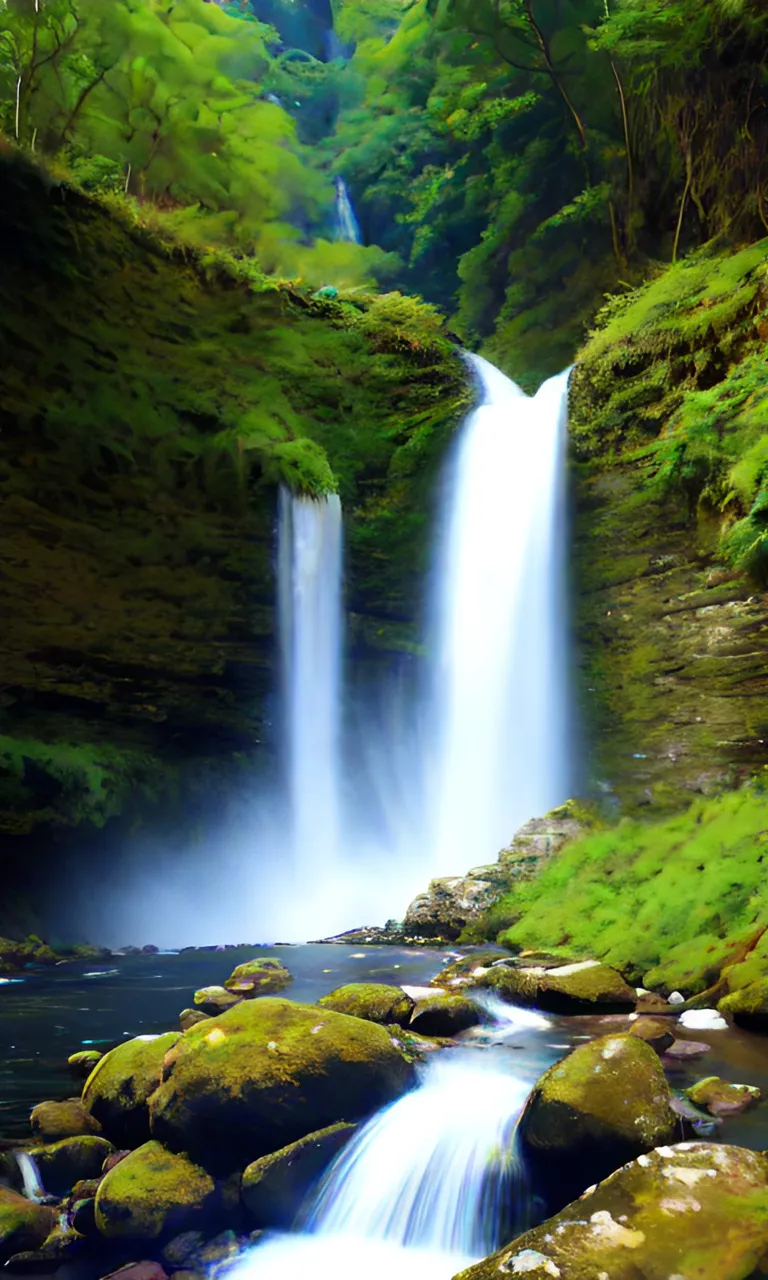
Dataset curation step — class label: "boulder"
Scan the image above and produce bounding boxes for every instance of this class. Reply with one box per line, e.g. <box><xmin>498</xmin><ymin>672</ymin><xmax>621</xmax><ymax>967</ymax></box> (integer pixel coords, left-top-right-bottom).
<box><xmin>102</xmin><ymin>1263</ymin><xmax>169</xmax><ymax>1280</ymax></box>
<box><xmin>95</xmin><ymin>1141</ymin><xmax>216</xmax><ymax>1240</ymax></box>
<box><xmin>404</xmin><ymin>874</ymin><xmax>499</xmax><ymax>941</ymax></box>
<box><xmin>68</xmin><ymin>1050</ymin><xmax>103</xmax><ymax>1078</ymax></box>
<box><xmin>28</xmin><ymin>1136</ymin><xmax>114</xmax><ymax>1197</ymax></box>
<box><xmin>179</xmin><ymin>1009</ymin><xmax>210</xmax><ymax>1032</ymax></box>
<box><xmin>148</xmin><ymin>997</ymin><xmax>416</xmax><ymax>1172</ymax></box>
<box><xmin>453</xmin><ymin>1143</ymin><xmax>768</xmax><ymax>1280</ymax></box>
<box><xmin>408</xmin><ymin>995</ymin><xmax>483</xmax><ymax>1037</ymax></box>
<box><xmin>224</xmin><ymin>958</ymin><xmax>292</xmax><ymax>996</ymax></box>
<box><xmin>193</xmin><ymin>987</ymin><xmax>241</xmax><ymax>1015</ymax></box>
<box><xmin>476</xmin><ymin>960</ymin><xmax>636</xmax><ymax>1014</ymax></box>
<box><xmin>317</xmin><ymin>983</ymin><xmax>414</xmax><ymax>1027</ymax></box>
<box><xmin>429</xmin><ymin>953</ymin><xmax>511</xmax><ymax>989</ymax></box>
<box><xmin>685</xmin><ymin>1076</ymin><xmax>761</xmax><ymax>1117</ymax></box>
<box><xmin>0</xmin><ymin>1189</ymin><xmax>55</xmax><ymax>1265</ymax></box>
<box><xmin>30</xmin><ymin>1098</ymin><xmax>103</xmax><ymax>1141</ymax></box>
<box><xmin>241</xmin><ymin>1123</ymin><xmax>356</xmax><ymax>1228</ymax></box>
<box><xmin>7</xmin><ymin>1222</ymin><xmax>89</xmax><ymax>1271</ymax></box>
<box><xmin>626</xmin><ymin>1016</ymin><xmax>675</xmax><ymax>1053</ymax></box>
<box><xmin>719</xmin><ymin>978</ymin><xmax>768</xmax><ymax>1031</ymax></box>
<box><xmin>82</xmin><ymin>1032</ymin><xmax>180</xmax><ymax>1147</ymax></box>
<box><xmin>520</xmin><ymin>1033</ymin><xmax>676</xmax><ymax>1208</ymax></box>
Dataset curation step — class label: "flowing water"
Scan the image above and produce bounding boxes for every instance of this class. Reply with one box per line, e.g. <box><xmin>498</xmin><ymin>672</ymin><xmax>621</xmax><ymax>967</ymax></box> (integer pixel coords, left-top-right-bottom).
<box><xmin>424</xmin><ymin>355</ymin><xmax>571</xmax><ymax>878</ymax></box>
<box><xmin>226</xmin><ymin>1052</ymin><xmax>536</xmax><ymax>1280</ymax></box>
<box><xmin>278</xmin><ymin>489</ymin><xmax>344</xmax><ymax>886</ymax></box>
<box><xmin>334</xmin><ymin>177</ymin><xmax>363</xmax><ymax>244</ymax></box>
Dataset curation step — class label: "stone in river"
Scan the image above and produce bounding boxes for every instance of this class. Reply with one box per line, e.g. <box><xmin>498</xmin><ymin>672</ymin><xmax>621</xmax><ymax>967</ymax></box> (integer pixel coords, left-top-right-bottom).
<box><xmin>30</xmin><ymin>1098</ymin><xmax>103</xmax><ymax>1141</ymax></box>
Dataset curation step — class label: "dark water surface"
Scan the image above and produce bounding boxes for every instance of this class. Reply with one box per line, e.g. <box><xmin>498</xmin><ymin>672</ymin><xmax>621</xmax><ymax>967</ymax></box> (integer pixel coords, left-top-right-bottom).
<box><xmin>2</xmin><ymin>947</ymin><xmax>768</xmax><ymax>1154</ymax></box>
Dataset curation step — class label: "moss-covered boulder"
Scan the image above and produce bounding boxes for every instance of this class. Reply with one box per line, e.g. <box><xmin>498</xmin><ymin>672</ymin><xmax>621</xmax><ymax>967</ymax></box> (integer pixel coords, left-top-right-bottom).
<box><xmin>148</xmin><ymin>997</ymin><xmax>415</xmax><ymax>1171</ymax></box>
<box><xmin>95</xmin><ymin>1141</ymin><xmax>217</xmax><ymax>1240</ymax></box>
<box><xmin>224</xmin><ymin>958</ymin><xmax>292</xmax><ymax>996</ymax></box>
<box><xmin>317</xmin><ymin>984</ymin><xmax>414</xmax><ymax>1027</ymax></box>
<box><xmin>408</xmin><ymin>995</ymin><xmax>483</xmax><ymax>1037</ymax></box>
<box><xmin>454</xmin><ymin>1143</ymin><xmax>768</xmax><ymax>1280</ymax></box>
<box><xmin>241</xmin><ymin>1122</ymin><xmax>356</xmax><ymax>1228</ymax></box>
<box><xmin>30</xmin><ymin>1097</ymin><xmax>103</xmax><ymax>1141</ymax></box>
<box><xmin>475</xmin><ymin>960</ymin><xmax>636</xmax><ymax>1014</ymax></box>
<box><xmin>520</xmin><ymin>1034</ymin><xmax>676</xmax><ymax>1208</ymax></box>
<box><xmin>0</xmin><ymin>1189</ymin><xmax>55</xmax><ymax>1265</ymax></box>
<box><xmin>28</xmin><ymin>1135</ymin><xmax>114</xmax><ymax>1197</ymax></box>
<box><xmin>685</xmin><ymin>1076</ymin><xmax>761</xmax><ymax>1117</ymax></box>
<box><xmin>68</xmin><ymin>1050</ymin><xmax>103</xmax><ymax>1078</ymax></box>
<box><xmin>193</xmin><ymin>987</ymin><xmax>241</xmax><ymax>1015</ymax></box>
<box><xmin>720</xmin><ymin>978</ymin><xmax>768</xmax><ymax>1031</ymax></box>
<box><xmin>179</xmin><ymin>1009</ymin><xmax>210</xmax><ymax>1032</ymax></box>
<box><xmin>82</xmin><ymin>1032</ymin><xmax>180</xmax><ymax>1147</ymax></box>
<box><xmin>429</xmin><ymin>953</ymin><xmax>510</xmax><ymax>988</ymax></box>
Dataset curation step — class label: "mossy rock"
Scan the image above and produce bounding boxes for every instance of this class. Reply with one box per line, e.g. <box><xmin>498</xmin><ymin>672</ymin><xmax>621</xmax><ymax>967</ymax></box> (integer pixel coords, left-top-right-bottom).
<box><xmin>475</xmin><ymin>960</ymin><xmax>636</xmax><ymax>1014</ymax></box>
<box><xmin>95</xmin><ymin>1141</ymin><xmax>216</xmax><ymax>1240</ymax></box>
<box><xmin>241</xmin><ymin>1122</ymin><xmax>356</xmax><ymax>1228</ymax></box>
<box><xmin>224</xmin><ymin>958</ymin><xmax>292</xmax><ymax>996</ymax></box>
<box><xmin>686</xmin><ymin>1076</ymin><xmax>762</xmax><ymax>1116</ymax></box>
<box><xmin>179</xmin><ymin>1009</ymin><xmax>210</xmax><ymax>1032</ymax></box>
<box><xmin>317</xmin><ymin>983</ymin><xmax>414</xmax><ymax>1027</ymax></box>
<box><xmin>456</xmin><ymin>1142</ymin><xmax>768</xmax><ymax>1280</ymax></box>
<box><xmin>520</xmin><ymin>1033</ymin><xmax>676</xmax><ymax>1209</ymax></box>
<box><xmin>408</xmin><ymin>995</ymin><xmax>483</xmax><ymax>1037</ymax></box>
<box><xmin>719</xmin><ymin>978</ymin><xmax>768</xmax><ymax>1031</ymax></box>
<box><xmin>148</xmin><ymin>997</ymin><xmax>415</xmax><ymax>1173</ymax></box>
<box><xmin>82</xmin><ymin>1032</ymin><xmax>180</xmax><ymax>1147</ymax></box>
<box><xmin>193</xmin><ymin>987</ymin><xmax>242</xmax><ymax>1015</ymax></box>
<box><xmin>626</xmin><ymin>1016</ymin><xmax>675</xmax><ymax>1053</ymax></box>
<box><xmin>428</xmin><ymin>953</ymin><xmax>511</xmax><ymax>988</ymax></box>
<box><xmin>30</xmin><ymin>1098</ymin><xmax>103</xmax><ymax>1141</ymax></box>
<box><xmin>68</xmin><ymin>1050</ymin><xmax>103</xmax><ymax>1078</ymax></box>
<box><xmin>29</xmin><ymin>1135</ymin><xmax>113</xmax><ymax>1197</ymax></box>
<box><xmin>0</xmin><ymin>1189</ymin><xmax>55</xmax><ymax>1265</ymax></box>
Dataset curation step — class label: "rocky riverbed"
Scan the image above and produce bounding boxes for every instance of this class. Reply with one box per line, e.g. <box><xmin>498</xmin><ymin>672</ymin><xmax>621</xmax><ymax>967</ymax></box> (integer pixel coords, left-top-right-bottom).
<box><xmin>1</xmin><ymin>947</ymin><xmax>768</xmax><ymax>1280</ymax></box>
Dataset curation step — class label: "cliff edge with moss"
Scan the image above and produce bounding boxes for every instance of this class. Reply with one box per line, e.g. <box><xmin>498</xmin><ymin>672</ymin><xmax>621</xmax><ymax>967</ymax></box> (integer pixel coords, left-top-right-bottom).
<box><xmin>0</xmin><ymin>153</ymin><xmax>469</xmax><ymax>923</ymax></box>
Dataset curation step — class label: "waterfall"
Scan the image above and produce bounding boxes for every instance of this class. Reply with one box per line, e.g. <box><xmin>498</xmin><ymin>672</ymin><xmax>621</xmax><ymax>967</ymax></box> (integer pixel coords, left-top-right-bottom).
<box><xmin>278</xmin><ymin>488</ymin><xmax>343</xmax><ymax>876</ymax></box>
<box><xmin>226</xmin><ymin>1055</ymin><xmax>533</xmax><ymax>1280</ymax></box>
<box><xmin>334</xmin><ymin>177</ymin><xmax>362</xmax><ymax>244</ymax></box>
<box><xmin>424</xmin><ymin>355</ymin><xmax>571</xmax><ymax>878</ymax></box>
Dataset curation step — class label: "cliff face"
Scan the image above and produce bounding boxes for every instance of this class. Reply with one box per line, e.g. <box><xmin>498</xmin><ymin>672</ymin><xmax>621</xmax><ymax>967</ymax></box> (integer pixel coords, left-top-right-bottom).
<box><xmin>570</xmin><ymin>241</ymin><xmax>768</xmax><ymax>810</ymax></box>
<box><xmin>0</xmin><ymin>155</ymin><xmax>469</xmax><ymax>917</ymax></box>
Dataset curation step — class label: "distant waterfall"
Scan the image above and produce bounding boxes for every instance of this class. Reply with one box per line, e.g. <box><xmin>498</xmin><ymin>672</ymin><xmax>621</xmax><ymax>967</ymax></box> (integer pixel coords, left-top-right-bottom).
<box><xmin>425</xmin><ymin>355</ymin><xmax>571</xmax><ymax>876</ymax></box>
<box><xmin>227</xmin><ymin>1055</ymin><xmax>533</xmax><ymax>1280</ymax></box>
<box><xmin>278</xmin><ymin>489</ymin><xmax>343</xmax><ymax>871</ymax></box>
<box><xmin>334</xmin><ymin>177</ymin><xmax>362</xmax><ymax>244</ymax></box>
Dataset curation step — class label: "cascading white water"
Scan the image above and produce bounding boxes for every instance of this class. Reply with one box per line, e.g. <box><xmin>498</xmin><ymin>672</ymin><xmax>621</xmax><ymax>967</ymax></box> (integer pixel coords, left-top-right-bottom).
<box><xmin>225</xmin><ymin>1054</ymin><xmax>534</xmax><ymax>1280</ymax></box>
<box><xmin>278</xmin><ymin>488</ymin><xmax>343</xmax><ymax>875</ymax></box>
<box><xmin>334</xmin><ymin>177</ymin><xmax>363</xmax><ymax>244</ymax></box>
<box><xmin>424</xmin><ymin>355</ymin><xmax>571</xmax><ymax>878</ymax></box>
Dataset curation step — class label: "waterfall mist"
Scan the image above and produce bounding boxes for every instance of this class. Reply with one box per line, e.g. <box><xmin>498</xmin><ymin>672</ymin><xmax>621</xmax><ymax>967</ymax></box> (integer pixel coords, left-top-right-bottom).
<box><xmin>334</xmin><ymin>177</ymin><xmax>363</xmax><ymax>244</ymax></box>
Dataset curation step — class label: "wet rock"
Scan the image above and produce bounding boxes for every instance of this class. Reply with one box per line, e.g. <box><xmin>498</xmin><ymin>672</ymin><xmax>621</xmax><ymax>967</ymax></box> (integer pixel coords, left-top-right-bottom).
<box><xmin>102</xmin><ymin>1150</ymin><xmax>131</xmax><ymax>1174</ymax></box>
<box><xmin>101</xmin><ymin>1262</ymin><xmax>169</xmax><ymax>1280</ymax></box>
<box><xmin>317</xmin><ymin>983</ymin><xmax>414</xmax><ymax>1027</ymax></box>
<box><xmin>241</xmin><ymin>1123</ymin><xmax>357</xmax><ymax>1228</ymax></box>
<box><xmin>520</xmin><ymin>1033</ymin><xmax>676</xmax><ymax>1208</ymax></box>
<box><xmin>8</xmin><ymin>1222</ymin><xmax>89</xmax><ymax>1271</ymax></box>
<box><xmin>626</xmin><ymin>1016</ymin><xmax>675</xmax><ymax>1053</ymax></box>
<box><xmin>30</xmin><ymin>1098</ymin><xmax>103</xmax><ymax>1141</ymax></box>
<box><xmin>0</xmin><ymin>1188</ymin><xmax>55</xmax><ymax>1265</ymax></box>
<box><xmin>663</xmin><ymin>1038</ymin><xmax>710</xmax><ymax>1061</ymax></box>
<box><xmin>454</xmin><ymin>1143</ymin><xmax>768</xmax><ymax>1280</ymax></box>
<box><xmin>192</xmin><ymin>986</ymin><xmax>241</xmax><ymax>1016</ymax></box>
<box><xmin>223</xmin><ymin>958</ymin><xmax>292</xmax><ymax>996</ymax></box>
<box><xmin>148</xmin><ymin>997</ymin><xmax>416</xmax><ymax>1172</ymax></box>
<box><xmin>95</xmin><ymin>1141</ymin><xmax>217</xmax><ymax>1240</ymax></box>
<box><xmin>68</xmin><ymin>1050</ymin><xmax>103</xmax><ymax>1078</ymax></box>
<box><xmin>161</xmin><ymin>1230</ymin><xmax>204</xmax><ymax>1268</ymax></box>
<box><xmin>28</xmin><ymin>1136</ymin><xmax>114</xmax><ymax>1197</ymax></box>
<box><xmin>408</xmin><ymin>995</ymin><xmax>483</xmax><ymax>1037</ymax></box>
<box><xmin>685</xmin><ymin>1076</ymin><xmax>761</xmax><ymax>1116</ymax></box>
<box><xmin>475</xmin><ymin>960</ymin><xmax>637</xmax><ymax>1014</ymax></box>
<box><xmin>196</xmin><ymin>1229</ymin><xmax>239</xmax><ymax>1272</ymax></box>
<box><xmin>71</xmin><ymin>1196</ymin><xmax>97</xmax><ymax>1235</ymax></box>
<box><xmin>82</xmin><ymin>1032</ymin><xmax>180</xmax><ymax>1148</ymax></box>
<box><xmin>179</xmin><ymin>1009</ymin><xmax>210</xmax><ymax>1032</ymax></box>
<box><xmin>429</xmin><ymin>953</ymin><xmax>510</xmax><ymax>989</ymax></box>
<box><xmin>719</xmin><ymin>978</ymin><xmax>768</xmax><ymax>1031</ymax></box>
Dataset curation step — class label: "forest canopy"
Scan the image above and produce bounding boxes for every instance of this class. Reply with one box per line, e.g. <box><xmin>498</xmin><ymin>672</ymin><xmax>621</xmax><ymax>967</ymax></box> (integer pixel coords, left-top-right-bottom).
<box><xmin>1</xmin><ymin>0</ymin><xmax>767</xmax><ymax>376</ymax></box>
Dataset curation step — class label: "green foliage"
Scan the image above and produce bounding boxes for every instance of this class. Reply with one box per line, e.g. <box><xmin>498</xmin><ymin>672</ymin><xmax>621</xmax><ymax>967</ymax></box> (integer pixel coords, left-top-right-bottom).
<box><xmin>494</xmin><ymin>786</ymin><xmax>768</xmax><ymax>992</ymax></box>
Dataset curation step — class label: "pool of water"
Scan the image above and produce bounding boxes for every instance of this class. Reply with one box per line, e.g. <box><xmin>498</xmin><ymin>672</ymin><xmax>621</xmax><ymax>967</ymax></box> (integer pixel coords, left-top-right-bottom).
<box><xmin>2</xmin><ymin>947</ymin><xmax>768</xmax><ymax>1153</ymax></box>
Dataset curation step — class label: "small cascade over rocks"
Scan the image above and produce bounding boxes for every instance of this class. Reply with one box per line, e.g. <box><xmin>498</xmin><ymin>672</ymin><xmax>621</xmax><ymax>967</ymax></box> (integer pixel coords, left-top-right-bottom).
<box><xmin>226</xmin><ymin>1054</ymin><xmax>534</xmax><ymax>1280</ymax></box>
<box><xmin>334</xmin><ymin>177</ymin><xmax>363</xmax><ymax>244</ymax></box>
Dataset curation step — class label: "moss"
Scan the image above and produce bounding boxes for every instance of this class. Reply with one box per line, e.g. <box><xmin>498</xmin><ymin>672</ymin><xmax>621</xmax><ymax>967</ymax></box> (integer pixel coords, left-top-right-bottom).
<box><xmin>94</xmin><ymin>1141</ymin><xmax>216</xmax><ymax>1240</ymax></box>
<box><xmin>224</xmin><ymin>957</ymin><xmax>292</xmax><ymax>995</ymax></box>
<box><xmin>719</xmin><ymin>979</ymin><xmax>768</xmax><ymax>1030</ymax></box>
<box><xmin>317</xmin><ymin>983</ymin><xmax>415</xmax><ymax>1027</ymax></box>
<box><xmin>82</xmin><ymin>1031</ymin><xmax>180</xmax><ymax>1148</ymax></box>
<box><xmin>494</xmin><ymin>787</ymin><xmax>768</xmax><ymax>994</ymax></box>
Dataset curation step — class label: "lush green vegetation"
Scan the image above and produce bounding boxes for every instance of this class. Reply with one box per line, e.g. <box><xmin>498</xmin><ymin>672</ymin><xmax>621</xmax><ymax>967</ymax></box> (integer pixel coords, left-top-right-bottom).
<box><xmin>477</xmin><ymin>785</ymin><xmax>768</xmax><ymax>997</ymax></box>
